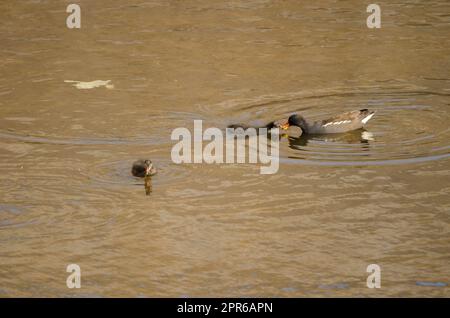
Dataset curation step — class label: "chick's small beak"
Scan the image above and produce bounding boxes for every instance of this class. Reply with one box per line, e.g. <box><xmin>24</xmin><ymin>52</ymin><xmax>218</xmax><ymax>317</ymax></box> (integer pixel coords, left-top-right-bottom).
<box><xmin>280</xmin><ymin>122</ymin><xmax>290</xmax><ymax>130</ymax></box>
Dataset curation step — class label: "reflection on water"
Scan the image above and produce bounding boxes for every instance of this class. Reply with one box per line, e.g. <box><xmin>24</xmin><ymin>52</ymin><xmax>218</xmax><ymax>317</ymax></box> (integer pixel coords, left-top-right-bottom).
<box><xmin>144</xmin><ymin>176</ymin><xmax>152</xmax><ymax>196</ymax></box>
<box><xmin>287</xmin><ymin>129</ymin><xmax>373</xmax><ymax>158</ymax></box>
<box><xmin>0</xmin><ymin>0</ymin><xmax>449</xmax><ymax>297</ymax></box>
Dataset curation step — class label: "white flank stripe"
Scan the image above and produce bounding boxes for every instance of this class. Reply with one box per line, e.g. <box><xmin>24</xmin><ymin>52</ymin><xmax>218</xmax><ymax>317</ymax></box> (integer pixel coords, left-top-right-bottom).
<box><xmin>324</xmin><ymin>119</ymin><xmax>351</xmax><ymax>127</ymax></box>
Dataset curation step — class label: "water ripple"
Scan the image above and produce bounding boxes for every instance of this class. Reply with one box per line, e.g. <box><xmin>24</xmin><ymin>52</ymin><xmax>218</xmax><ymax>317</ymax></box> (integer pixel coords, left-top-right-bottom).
<box><xmin>199</xmin><ymin>84</ymin><xmax>450</xmax><ymax>166</ymax></box>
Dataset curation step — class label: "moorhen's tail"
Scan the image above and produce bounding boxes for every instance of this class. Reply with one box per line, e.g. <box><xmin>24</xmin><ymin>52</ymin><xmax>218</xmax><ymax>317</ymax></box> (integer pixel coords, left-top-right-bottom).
<box><xmin>360</xmin><ymin>109</ymin><xmax>375</xmax><ymax>124</ymax></box>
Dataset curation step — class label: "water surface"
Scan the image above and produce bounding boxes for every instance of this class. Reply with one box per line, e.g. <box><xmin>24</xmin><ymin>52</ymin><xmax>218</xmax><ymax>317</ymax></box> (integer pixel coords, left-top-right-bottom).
<box><xmin>0</xmin><ymin>0</ymin><xmax>449</xmax><ymax>297</ymax></box>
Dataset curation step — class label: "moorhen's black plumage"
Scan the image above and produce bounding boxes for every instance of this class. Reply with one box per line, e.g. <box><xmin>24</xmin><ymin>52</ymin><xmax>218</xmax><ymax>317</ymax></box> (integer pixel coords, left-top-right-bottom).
<box><xmin>281</xmin><ymin>109</ymin><xmax>375</xmax><ymax>135</ymax></box>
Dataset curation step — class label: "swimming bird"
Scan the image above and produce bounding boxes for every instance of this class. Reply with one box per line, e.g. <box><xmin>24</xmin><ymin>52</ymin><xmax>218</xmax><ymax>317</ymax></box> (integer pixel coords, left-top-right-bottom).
<box><xmin>280</xmin><ymin>109</ymin><xmax>375</xmax><ymax>135</ymax></box>
<box><xmin>131</xmin><ymin>159</ymin><xmax>157</xmax><ymax>178</ymax></box>
<box><xmin>227</xmin><ymin>119</ymin><xmax>286</xmax><ymax>131</ymax></box>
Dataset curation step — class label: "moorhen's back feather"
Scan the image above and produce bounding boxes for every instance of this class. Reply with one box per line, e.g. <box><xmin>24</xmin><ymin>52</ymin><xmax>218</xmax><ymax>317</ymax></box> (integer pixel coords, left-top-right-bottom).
<box><xmin>287</xmin><ymin>109</ymin><xmax>375</xmax><ymax>135</ymax></box>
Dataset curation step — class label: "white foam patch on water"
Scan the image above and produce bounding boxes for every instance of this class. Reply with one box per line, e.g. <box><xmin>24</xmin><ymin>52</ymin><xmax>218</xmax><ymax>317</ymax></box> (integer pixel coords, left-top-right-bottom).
<box><xmin>64</xmin><ymin>80</ymin><xmax>114</xmax><ymax>90</ymax></box>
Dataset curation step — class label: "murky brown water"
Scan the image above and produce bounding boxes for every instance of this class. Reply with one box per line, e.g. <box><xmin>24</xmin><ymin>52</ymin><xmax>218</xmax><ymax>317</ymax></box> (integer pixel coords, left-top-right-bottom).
<box><xmin>1</xmin><ymin>0</ymin><xmax>449</xmax><ymax>297</ymax></box>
